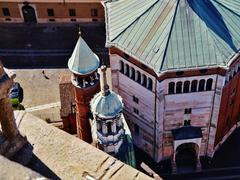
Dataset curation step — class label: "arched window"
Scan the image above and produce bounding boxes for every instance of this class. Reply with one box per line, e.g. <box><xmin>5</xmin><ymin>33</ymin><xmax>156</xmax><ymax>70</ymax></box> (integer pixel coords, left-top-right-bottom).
<box><xmin>136</xmin><ymin>71</ymin><xmax>141</xmax><ymax>83</ymax></box>
<box><xmin>168</xmin><ymin>82</ymin><xmax>175</xmax><ymax>94</ymax></box>
<box><xmin>120</xmin><ymin>61</ymin><xmax>124</xmax><ymax>73</ymax></box>
<box><xmin>125</xmin><ymin>64</ymin><xmax>130</xmax><ymax>77</ymax></box>
<box><xmin>147</xmin><ymin>78</ymin><xmax>153</xmax><ymax>91</ymax></box>
<box><xmin>176</xmin><ymin>81</ymin><xmax>182</xmax><ymax>94</ymax></box>
<box><xmin>191</xmin><ymin>80</ymin><xmax>198</xmax><ymax>92</ymax></box>
<box><xmin>107</xmin><ymin>122</ymin><xmax>112</xmax><ymax>134</ymax></box>
<box><xmin>206</xmin><ymin>78</ymin><xmax>213</xmax><ymax>91</ymax></box>
<box><xmin>183</xmin><ymin>81</ymin><xmax>190</xmax><ymax>93</ymax></box>
<box><xmin>130</xmin><ymin>67</ymin><xmax>135</xmax><ymax>80</ymax></box>
<box><xmin>198</xmin><ymin>79</ymin><xmax>205</xmax><ymax>92</ymax></box>
<box><xmin>142</xmin><ymin>74</ymin><xmax>147</xmax><ymax>87</ymax></box>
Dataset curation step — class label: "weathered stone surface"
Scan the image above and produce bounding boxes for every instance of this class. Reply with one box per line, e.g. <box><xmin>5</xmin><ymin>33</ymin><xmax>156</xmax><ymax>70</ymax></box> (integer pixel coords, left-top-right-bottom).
<box><xmin>0</xmin><ymin>61</ymin><xmax>27</xmax><ymax>158</ymax></box>
<box><xmin>0</xmin><ymin>155</ymin><xmax>46</xmax><ymax>179</ymax></box>
<box><xmin>16</xmin><ymin>111</ymin><xmax>153</xmax><ymax>180</ymax></box>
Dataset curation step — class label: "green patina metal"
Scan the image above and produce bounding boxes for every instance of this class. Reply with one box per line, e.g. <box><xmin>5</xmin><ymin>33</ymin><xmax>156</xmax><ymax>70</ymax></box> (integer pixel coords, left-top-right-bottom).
<box><xmin>68</xmin><ymin>36</ymin><xmax>100</xmax><ymax>75</ymax></box>
<box><xmin>104</xmin><ymin>0</ymin><xmax>240</xmax><ymax>74</ymax></box>
<box><xmin>91</xmin><ymin>91</ymin><xmax>124</xmax><ymax>119</ymax></box>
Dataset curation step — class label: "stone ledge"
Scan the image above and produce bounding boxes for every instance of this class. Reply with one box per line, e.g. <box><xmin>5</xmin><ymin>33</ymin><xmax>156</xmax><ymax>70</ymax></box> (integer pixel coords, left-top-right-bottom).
<box><xmin>0</xmin><ymin>155</ymin><xmax>46</xmax><ymax>179</ymax></box>
<box><xmin>14</xmin><ymin>111</ymin><xmax>153</xmax><ymax>180</ymax></box>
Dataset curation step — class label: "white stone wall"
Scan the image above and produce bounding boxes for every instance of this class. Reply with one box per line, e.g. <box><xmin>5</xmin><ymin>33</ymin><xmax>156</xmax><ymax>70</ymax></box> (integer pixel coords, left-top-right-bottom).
<box><xmin>110</xmin><ymin>53</ymin><xmax>225</xmax><ymax>163</ymax></box>
<box><xmin>110</xmin><ymin>54</ymin><xmax>156</xmax><ymax>158</ymax></box>
<box><xmin>157</xmin><ymin>74</ymin><xmax>225</xmax><ymax>160</ymax></box>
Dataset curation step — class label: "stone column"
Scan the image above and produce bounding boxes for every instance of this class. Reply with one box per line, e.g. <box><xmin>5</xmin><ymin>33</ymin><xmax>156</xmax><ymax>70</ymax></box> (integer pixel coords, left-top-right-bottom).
<box><xmin>0</xmin><ymin>61</ymin><xmax>26</xmax><ymax>158</ymax></box>
<box><xmin>0</xmin><ymin>98</ymin><xmax>19</xmax><ymax>140</ymax></box>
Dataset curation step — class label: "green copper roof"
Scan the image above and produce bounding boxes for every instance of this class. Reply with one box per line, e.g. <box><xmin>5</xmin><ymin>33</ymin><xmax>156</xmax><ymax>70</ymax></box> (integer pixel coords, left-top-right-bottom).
<box><xmin>68</xmin><ymin>36</ymin><xmax>100</xmax><ymax>75</ymax></box>
<box><xmin>104</xmin><ymin>0</ymin><xmax>240</xmax><ymax>74</ymax></box>
<box><xmin>91</xmin><ymin>91</ymin><xmax>123</xmax><ymax>119</ymax></box>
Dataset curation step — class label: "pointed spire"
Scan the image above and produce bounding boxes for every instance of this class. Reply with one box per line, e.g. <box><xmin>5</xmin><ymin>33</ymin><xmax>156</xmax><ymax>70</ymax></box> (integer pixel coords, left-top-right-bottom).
<box><xmin>68</xmin><ymin>36</ymin><xmax>100</xmax><ymax>75</ymax></box>
<box><xmin>100</xmin><ymin>65</ymin><xmax>110</xmax><ymax>96</ymax></box>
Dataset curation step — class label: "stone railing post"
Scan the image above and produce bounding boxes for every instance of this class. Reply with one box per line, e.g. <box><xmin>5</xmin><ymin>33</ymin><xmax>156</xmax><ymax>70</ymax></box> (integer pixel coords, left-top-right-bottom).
<box><xmin>0</xmin><ymin>61</ymin><xmax>26</xmax><ymax>157</ymax></box>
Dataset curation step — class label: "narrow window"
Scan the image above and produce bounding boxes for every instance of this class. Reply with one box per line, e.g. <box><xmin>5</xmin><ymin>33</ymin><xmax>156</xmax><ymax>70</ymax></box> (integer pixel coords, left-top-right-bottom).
<box><xmin>107</xmin><ymin>122</ymin><xmax>112</xmax><ymax>134</ymax></box>
<box><xmin>123</xmin><ymin>53</ymin><xmax>129</xmax><ymax>59</ymax></box>
<box><xmin>47</xmin><ymin>8</ymin><xmax>54</xmax><ymax>17</ymax></box>
<box><xmin>136</xmin><ymin>71</ymin><xmax>141</xmax><ymax>83</ymax></box>
<box><xmin>125</xmin><ymin>64</ymin><xmax>130</xmax><ymax>77</ymax></box>
<box><xmin>133</xmin><ymin>108</ymin><xmax>139</xmax><ymax>115</ymax></box>
<box><xmin>134</xmin><ymin>124</ymin><xmax>139</xmax><ymax>135</ymax></box>
<box><xmin>206</xmin><ymin>78</ymin><xmax>213</xmax><ymax>91</ymax></box>
<box><xmin>184</xmin><ymin>108</ymin><xmax>192</xmax><ymax>114</ymax></box>
<box><xmin>184</xmin><ymin>120</ymin><xmax>188</xmax><ymax>126</ymax></box>
<box><xmin>147</xmin><ymin>78</ymin><xmax>153</xmax><ymax>91</ymax></box>
<box><xmin>183</xmin><ymin>81</ymin><xmax>190</xmax><ymax>93</ymax></box>
<box><xmin>142</xmin><ymin>74</ymin><xmax>147</xmax><ymax>87</ymax></box>
<box><xmin>191</xmin><ymin>80</ymin><xmax>198</xmax><ymax>92</ymax></box>
<box><xmin>69</xmin><ymin>9</ymin><xmax>76</xmax><ymax>17</ymax></box>
<box><xmin>133</xmin><ymin>96</ymin><xmax>139</xmax><ymax>104</ymax></box>
<box><xmin>2</xmin><ymin>8</ymin><xmax>10</xmax><ymax>16</ymax></box>
<box><xmin>176</xmin><ymin>81</ymin><xmax>182</xmax><ymax>94</ymax></box>
<box><xmin>120</xmin><ymin>61</ymin><xmax>124</xmax><ymax>73</ymax></box>
<box><xmin>198</xmin><ymin>79</ymin><xmax>205</xmax><ymax>92</ymax></box>
<box><xmin>130</xmin><ymin>67</ymin><xmax>135</xmax><ymax>80</ymax></box>
<box><xmin>91</xmin><ymin>8</ymin><xmax>98</xmax><ymax>17</ymax></box>
<box><xmin>168</xmin><ymin>82</ymin><xmax>175</xmax><ymax>94</ymax></box>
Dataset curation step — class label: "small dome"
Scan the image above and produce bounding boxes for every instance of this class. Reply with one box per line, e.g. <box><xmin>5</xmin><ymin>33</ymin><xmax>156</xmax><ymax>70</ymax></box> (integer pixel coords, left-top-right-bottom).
<box><xmin>91</xmin><ymin>91</ymin><xmax>123</xmax><ymax>119</ymax></box>
<box><xmin>68</xmin><ymin>36</ymin><xmax>100</xmax><ymax>75</ymax></box>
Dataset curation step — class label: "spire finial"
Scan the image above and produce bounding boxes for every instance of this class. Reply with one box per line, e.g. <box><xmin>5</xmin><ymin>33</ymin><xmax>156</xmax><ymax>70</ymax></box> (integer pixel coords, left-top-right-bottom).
<box><xmin>101</xmin><ymin>65</ymin><xmax>110</xmax><ymax>96</ymax></box>
<box><xmin>78</xmin><ymin>25</ymin><xmax>81</xmax><ymax>36</ymax></box>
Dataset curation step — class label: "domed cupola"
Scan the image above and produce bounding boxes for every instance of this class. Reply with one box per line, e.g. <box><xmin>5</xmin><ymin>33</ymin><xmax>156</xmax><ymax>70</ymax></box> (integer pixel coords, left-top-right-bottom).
<box><xmin>91</xmin><ymin>89</ymin><xmax>123</xmax><ymax>119</ymax></box>
<box><xmin>91</xmin><ymin>66</ymin><xmax>125</xmax><ymax>154</ymax></box>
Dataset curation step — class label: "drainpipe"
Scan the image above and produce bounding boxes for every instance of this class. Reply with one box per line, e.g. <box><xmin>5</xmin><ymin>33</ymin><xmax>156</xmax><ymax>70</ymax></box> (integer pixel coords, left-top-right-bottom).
<box><xmin>205</xmin><ymin>74</ymin><xmax>219</xmax><ymax>156</ymax></box>
<box><xmin>153</xmin><ymin>77</ymin><xmax>157</xmax><ymax>162</ymax></box>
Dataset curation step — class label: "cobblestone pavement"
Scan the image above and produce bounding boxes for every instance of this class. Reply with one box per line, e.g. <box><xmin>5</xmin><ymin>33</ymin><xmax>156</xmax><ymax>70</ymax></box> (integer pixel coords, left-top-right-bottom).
<box><xmin>13</xmin><ymin>68</ymin><xmax>69</xmax><ymax>121</ymax></box>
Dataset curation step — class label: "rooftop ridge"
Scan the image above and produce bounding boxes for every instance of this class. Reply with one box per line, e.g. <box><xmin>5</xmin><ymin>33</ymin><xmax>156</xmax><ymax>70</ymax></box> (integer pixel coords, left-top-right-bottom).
<box><xmin>105</xmin><ymin>0</ymin><xmax>240</xmax><ymax>74</ymax></box>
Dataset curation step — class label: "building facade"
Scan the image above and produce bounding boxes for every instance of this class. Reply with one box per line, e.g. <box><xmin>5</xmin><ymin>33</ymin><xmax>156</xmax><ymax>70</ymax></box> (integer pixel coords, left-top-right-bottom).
<box><xmin>0</xmin><ymin>0</ymin><xmax>104</xmax><ymax>23</ymax></box>
<box><xmin>103</xmin><ymin>0</ymin><xmax>240</xmax><ymax>170</ymax></box>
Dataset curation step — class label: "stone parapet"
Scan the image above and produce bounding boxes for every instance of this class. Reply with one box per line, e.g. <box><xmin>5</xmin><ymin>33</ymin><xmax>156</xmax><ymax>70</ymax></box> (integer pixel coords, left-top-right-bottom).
<box><xmin>14</xmin><ymin>111</ymin><xmax>153</xmax><ymax>180</ymax></box>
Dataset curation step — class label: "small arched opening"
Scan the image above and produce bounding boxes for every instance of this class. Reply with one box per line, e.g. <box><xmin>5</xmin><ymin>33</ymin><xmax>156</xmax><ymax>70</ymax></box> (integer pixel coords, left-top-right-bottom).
<box><xmin>168</xmin><ymin>82</ymin><xmax>175</xmax><ymax>94</ymax></box>
<box><xmin>191</xmin><ymin>80</ymin><xmax>198</xmax><ymax>92</ymax></box>
<box><xmin>176</xmin><ymin>81</ymin><xmax>182</xmax><ymax>94</ymax></box>
<box><xmin>125</xmin><ymin>64</ymin><xmax>130</xmax><ymax>77</ymax></box>
<box><xmin>183</xmin><ymin>81</ymin><xmax>190</xmax><ymax>93</ymax></box>
<box><xmin>206</xmin><ymin>78</ymin><xmax>213</xmax><ymax>91</ymax></box>
<box><xmin>130</xmin><ymin>67</ymin><xmax>135</xmax><ymax>80</ymax></box>
<box><xmin>22</xmin><ymin>5</ymin><xmax>37</xmax><ymax>23</ymax></box>
<box><xmin>198</xmin><ymin>79</ymin><xmax>205</xmax><ymax>92</ymax></box>
<box><xmin>175</xmin><ymin>143</ymin><xmax>199</xmax><ymax>173</ymax></box>
<box><xmin>120</xmin><ymin>61</ymin><xmax>124</xmax><ymax>73</ymax></box>
<box><xmin>136</xmin><ymin>71</ymin><xmax>141</xmax><ymax>84</ymax></box>
<box><xmin>142</xmin><ymin>74</ymin><xmax>147</xmax><ymax>87</ymax></box>
<box><xmin>147</xmin><ymin>78</ymin><xmax>153</xmax><ymax>91</ymax></box>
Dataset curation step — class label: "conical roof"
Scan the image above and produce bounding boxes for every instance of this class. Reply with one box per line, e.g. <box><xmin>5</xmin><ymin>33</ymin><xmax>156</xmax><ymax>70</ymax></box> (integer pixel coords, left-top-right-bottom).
<box><xmin>104</xmin><ymin>0</ymin><xmax>240</xmax><ymax>74</ymax></box>
<box><xmin>68</xmin><ymin>36</ymin><xmax>100</xmax><ymax>75</ymax></box>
